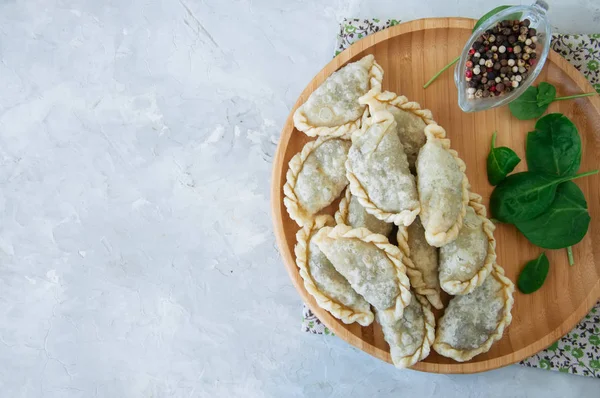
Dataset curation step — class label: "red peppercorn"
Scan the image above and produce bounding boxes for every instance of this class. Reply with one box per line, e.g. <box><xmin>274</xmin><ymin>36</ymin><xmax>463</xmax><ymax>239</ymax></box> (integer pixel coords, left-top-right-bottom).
<box><xmin>466</xmin><ymin>60</ymin><xmax>473</xmax><ymax>67</ymax></box>
<box><xmin>484</xmin><ymin>46</ymin><xmax>489</xmax><ymax>51</ymax></box>
<box><xmin>469</xmin><ymin>48</ymin><xmax>476</xmax><ymax>55</ymax></box>
<box><xmin>490</xmin><ymin>85</ymin><xmax>496</xmax><ymax>92</ymax></box>
<box><xmin>487</xmin><ymin>67</ymin><xmax>493</xmax><ymax>73</ymax></box>
<box><xmin>465</xmin><ymin>70</ymin><xmax>473</xmax><ymax>78</ymax></box>
<box><xmin>529</xmin><ymin>58</ymin><xmax>537</xmax><ymax>66</ymax></box>
<box><xmin>508</xmin><ymin>47</ymin><xmax>513</xmax><ymax>53</ymax></box>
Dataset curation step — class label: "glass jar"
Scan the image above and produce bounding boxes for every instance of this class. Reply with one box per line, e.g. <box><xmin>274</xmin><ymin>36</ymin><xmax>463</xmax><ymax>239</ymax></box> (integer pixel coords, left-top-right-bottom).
<box><xmin>455</xmin><ymin>0</ymin><xmax>551</xmax><ymax>112</ymax></box>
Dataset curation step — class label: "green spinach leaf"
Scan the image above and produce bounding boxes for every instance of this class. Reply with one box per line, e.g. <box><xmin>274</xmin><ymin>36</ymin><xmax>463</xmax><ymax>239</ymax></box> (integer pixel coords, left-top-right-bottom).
<box><xmin>509</xmin><ymin>83</ymin><xmax>597</xmax><ymax>120</ymax></box>
<box><xmin>535</xmin><ymin>82</ymin><xmax>557</xmax><ymax>107</ymax></box>
<box><xmin>489</xmin><ymin>170</ymin><xmax>598</xmax><ymax>223</ymax></box>
<box><xmin>487</xmin><ymin>131</ymin><xmax>520</xmax><ymax>185</ymax></box>
<box><xmin>526</xmin><ymin>113</ymin><xmax>581</xmax><ymax>176</ymax></box>
<box><xmin>515</xmin><ymin>181</ymin><xmax>590</xmax><ymax>249</ymax></box>
<box><xmin>517</xmin><ymin>252</ymin><xmax>550</xmax><ymax>294</ymax></box>
<box><xmin>509</xmin><ymin>85</ymin><xmax>549</xmax><ymax>120</ymax></box>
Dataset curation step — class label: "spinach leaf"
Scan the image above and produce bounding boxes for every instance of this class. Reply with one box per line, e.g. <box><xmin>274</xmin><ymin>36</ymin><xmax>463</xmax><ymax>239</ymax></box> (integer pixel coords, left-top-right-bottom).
<box><xmin>535</xmin><ymin>82</ymin><xmax>557</xmax><ymax>107</ymax></box>
<box><xmin>509</xmin><ymin>85</ymin><xmax>550</xmax><ymax>120</ymax></box>
<box><xmin>509</xmin><ymin>83</ymin><xmax>597</xmax><ymax>120</ymax></box>
<box><xmin>489</xmin><ymin>170</ymin><xmax>598</xmax><ymax>223</ymax></box>
<box><xmin>517</xmin><ymin>252</ymin><xmax>550</xmax><ymax>294</ymax></box>
<box><xmin>487</xmin><ymin>131</ymin><xmax>520</xmax><ymax>185</ymax></box>
<box><xmin>515</xmin><ymin>181</ymin><xmax>590</xmax><ymax>249</ymax></box>
<box><xmin>526</xmin><ymin>113</ymin><xmax>581</xmax><ymax>177</ymax></box>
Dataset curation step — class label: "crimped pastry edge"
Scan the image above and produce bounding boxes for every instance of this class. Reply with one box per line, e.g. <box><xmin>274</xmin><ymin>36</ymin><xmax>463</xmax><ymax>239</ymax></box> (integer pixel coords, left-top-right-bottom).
<box><xmin>295</xmin><ymin>215</ymin><xmax>375</xmax><ymax>326</ymax></box>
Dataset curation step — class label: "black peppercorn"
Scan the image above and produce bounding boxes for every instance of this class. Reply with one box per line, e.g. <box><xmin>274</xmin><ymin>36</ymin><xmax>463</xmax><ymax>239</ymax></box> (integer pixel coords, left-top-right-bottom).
<box><xmin>528</xmin><ymin>28</ymin><xmax>537</xmax><ymax>37</ymax></box>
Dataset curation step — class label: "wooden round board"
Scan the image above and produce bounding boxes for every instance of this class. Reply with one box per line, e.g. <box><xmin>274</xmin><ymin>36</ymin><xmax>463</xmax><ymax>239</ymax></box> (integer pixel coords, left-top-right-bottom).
<box><xmin>271</xmin><ymin>18</ymin><xmax>600</xmax><ymax>374</ymax></box>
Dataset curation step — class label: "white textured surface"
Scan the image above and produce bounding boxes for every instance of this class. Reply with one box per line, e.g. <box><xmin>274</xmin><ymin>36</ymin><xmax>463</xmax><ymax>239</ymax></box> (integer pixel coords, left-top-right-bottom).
<box><xmin>0</xmin><ymin>0</ymin><xmax>598</xmax><ymax>397</ymax></box>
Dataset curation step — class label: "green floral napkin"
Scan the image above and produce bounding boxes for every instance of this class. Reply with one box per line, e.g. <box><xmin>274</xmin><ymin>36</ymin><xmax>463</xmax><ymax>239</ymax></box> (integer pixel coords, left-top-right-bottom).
<box><xmin>301</xmin><ymin>18</ymin><xmax>600</xmax><ymax>378</ymax></box>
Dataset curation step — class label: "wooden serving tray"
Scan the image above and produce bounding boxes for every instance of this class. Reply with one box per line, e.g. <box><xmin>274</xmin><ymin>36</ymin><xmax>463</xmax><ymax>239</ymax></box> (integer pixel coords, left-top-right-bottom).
<box><xmin>271</xmin><ymin>18</ymin><xmax>600</xmax><ymax>373</ymax></box>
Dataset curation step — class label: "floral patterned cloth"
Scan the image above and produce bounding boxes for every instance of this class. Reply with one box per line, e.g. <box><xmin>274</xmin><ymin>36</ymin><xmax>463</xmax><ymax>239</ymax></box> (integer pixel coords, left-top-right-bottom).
<box><xmin>301</xmin><ymin>18</ymin><xmax>600</xmax><ymax>378</ymax></box>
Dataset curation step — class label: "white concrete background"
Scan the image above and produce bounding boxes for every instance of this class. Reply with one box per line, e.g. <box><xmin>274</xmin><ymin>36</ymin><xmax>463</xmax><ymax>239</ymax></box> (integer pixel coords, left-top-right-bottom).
<box><xmin>0</xmin><ymin>0</ymin><xmax>598</xmax><ymax>397</ymax></box>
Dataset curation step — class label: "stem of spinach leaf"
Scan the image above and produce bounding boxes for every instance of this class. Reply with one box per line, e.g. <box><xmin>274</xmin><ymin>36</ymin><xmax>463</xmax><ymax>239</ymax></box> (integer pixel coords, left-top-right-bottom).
<box><xmin>554</xmin><ymin>92</ymin><xmax>597</xmax><ymax>101</ymax></box>
<box><xmin>567</xmin><ymin>246</ymin><xmax>574</xmax><ymax>266</ymax></box>
<box><xmin>423</xmin><ymin>56</ymin><xmax>460</xmax><ymax>89</ymax></box>
<box><xmin>568</xmin><ymin>169</ymin><xmax>600</xmax><ymax>180</ymax></box>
